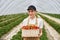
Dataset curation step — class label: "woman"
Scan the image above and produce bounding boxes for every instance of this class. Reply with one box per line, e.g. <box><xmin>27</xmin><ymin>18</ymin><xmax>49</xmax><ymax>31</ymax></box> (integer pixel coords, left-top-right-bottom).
<box><xmin>21</xmin><ymin>5</ymin><xmax>43</xmax><ymax>40</ymax></box>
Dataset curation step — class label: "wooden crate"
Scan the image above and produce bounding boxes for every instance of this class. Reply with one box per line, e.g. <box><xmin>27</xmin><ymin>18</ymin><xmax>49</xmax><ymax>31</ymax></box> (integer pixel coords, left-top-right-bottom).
<box><xmin>22</xmin><ymin>29</ymin><xmax>39</xmax><ymax>37</ymax></box>
<box><xmin>23</xmin><ymin>37</ymin><xmax>40</xmax><ymax>40</ymax></box>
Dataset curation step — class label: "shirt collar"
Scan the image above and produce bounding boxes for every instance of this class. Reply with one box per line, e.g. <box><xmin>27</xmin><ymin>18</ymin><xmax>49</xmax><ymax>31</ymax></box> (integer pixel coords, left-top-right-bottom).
<box><xmin>28</xmin><ymin>16</ymin><xmax>36</xmax><ymax>20</ymax></box>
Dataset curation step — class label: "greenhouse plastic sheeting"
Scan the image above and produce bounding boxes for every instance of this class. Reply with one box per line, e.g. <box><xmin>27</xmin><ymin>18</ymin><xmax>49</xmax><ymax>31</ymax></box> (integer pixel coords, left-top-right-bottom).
<box><xmin>0</xmin><ymin>0</ymin><xmax>60</xmax><ymax>15</ymax></box>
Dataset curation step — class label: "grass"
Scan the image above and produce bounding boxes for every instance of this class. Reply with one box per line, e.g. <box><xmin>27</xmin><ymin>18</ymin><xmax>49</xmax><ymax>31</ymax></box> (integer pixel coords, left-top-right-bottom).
<box><xmin>38</xmin><ymin>14</ymin><xmax>60</xmax><ymax>33</ymax></box>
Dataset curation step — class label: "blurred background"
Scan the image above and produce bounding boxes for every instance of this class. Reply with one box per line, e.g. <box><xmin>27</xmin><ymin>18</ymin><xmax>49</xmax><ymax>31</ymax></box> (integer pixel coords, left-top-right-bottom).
<box><xmin>0</xmin><ymin>0</ymin><xmax>60</xmax><ymax>40</ymax></box>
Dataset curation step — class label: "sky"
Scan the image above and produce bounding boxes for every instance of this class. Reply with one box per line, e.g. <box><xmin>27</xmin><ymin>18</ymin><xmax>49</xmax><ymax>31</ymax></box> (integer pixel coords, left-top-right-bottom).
<box><xmin>0</xmin><ymin>0</ymin><xmax>60</xmax><ymax>15</ymax></box>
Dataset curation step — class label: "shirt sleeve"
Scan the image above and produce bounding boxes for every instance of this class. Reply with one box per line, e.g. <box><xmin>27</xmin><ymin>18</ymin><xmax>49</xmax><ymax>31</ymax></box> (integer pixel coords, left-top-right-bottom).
<box><xmin>20</xmin><ymin>18</ymin><xmax>28</xmax><ymax>28</ymax></box>
<box><xmin>39</xmin><ymin>19</ymin><xmax>44</xmax><ymax>28</ymax></box>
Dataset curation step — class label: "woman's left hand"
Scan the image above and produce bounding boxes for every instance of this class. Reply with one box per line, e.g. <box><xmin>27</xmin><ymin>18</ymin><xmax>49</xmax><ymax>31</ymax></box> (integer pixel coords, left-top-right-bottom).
<box><xmin>38</xmin><ymin>32</ymin><xmax>42</xmax><ymax>37</ymax></box>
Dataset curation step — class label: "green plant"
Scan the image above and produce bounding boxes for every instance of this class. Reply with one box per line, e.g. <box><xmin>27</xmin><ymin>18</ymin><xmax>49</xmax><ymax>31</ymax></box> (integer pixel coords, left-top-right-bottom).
<box><xmin>39</xmin><ymin>14</ymin><xmax>60</xmax><ymax>33</ymax></box>
<box><xmin>0</xmin><ymin>13</ymin><xmax>28</xmax><ymax>37</ymax></box>
<box><xmin>42</xmin><ymin>13</ymin><xmax>60</xmax><ymax>19</ymax></box>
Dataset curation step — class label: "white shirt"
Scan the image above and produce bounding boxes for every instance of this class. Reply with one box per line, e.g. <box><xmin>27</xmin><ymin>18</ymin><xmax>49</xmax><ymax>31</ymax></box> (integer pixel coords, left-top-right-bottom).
<box><xmin>21</xmin><ymin>16</ymin><xmax>43</xmax><ymax>28</ymax></box>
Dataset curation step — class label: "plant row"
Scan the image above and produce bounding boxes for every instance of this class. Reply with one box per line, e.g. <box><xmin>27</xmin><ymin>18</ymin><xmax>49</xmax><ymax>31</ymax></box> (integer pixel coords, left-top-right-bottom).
<box><xmin>39</xmin><ymin>14</ymin><xmax>60</xmax><ymax>33</ymax></box>
<box><xmin>0</xmin><ymin>13</ymin><xmax>28</xmax><ymax>37</ymax></box>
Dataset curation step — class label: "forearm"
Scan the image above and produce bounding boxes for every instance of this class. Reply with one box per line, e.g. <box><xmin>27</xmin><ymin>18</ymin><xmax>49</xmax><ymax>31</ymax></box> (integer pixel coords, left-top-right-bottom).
<box><xmin>39</xmin><ymin>28</ymin><xmax>42</xmax><ymax>36</ymax></box>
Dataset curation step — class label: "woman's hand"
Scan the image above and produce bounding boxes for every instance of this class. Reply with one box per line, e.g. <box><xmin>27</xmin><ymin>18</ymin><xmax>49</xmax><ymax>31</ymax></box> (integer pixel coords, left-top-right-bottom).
<box><xmin>38</xmin><ymin>28</ymin><xmax>43</xmax><ymax>37</ymax></box>
<box><xmin>38</xmin><ymin>32</ymin><xmax>42</xmax><ymax>37</ymax></box>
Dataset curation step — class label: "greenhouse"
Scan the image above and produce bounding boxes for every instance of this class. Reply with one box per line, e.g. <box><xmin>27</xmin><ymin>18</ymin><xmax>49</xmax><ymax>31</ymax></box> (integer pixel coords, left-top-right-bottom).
<box><xmin>0</xmin><ymin>0</ymin><xmax>60</xmax><ymax>40</ymax></box>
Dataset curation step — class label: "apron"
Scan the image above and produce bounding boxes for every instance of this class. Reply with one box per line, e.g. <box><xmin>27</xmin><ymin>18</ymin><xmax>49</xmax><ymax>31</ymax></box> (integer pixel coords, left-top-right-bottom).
<box><xmin>23</xmin><ymin>16</ymin><xmax>40</xmax><ymax>40</ymax></box>
<box><xmin>27</xmin><ymin>16</ymin><xmax>38</xmax><ymax>26</ymax></box>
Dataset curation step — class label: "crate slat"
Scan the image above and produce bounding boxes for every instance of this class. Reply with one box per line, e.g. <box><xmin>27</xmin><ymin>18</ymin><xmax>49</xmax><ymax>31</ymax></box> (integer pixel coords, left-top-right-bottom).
<box><xmin>22</xmin><ymin>29</ymin><xmax>39</xmax><ymax>37</ymax></box>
